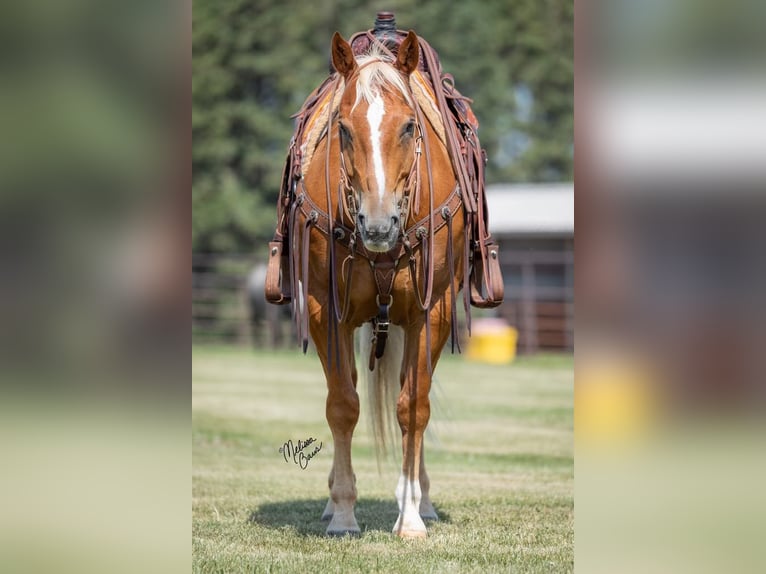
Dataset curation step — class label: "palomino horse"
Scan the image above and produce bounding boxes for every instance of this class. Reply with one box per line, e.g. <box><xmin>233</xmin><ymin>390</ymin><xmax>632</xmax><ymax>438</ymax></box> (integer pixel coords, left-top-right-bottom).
<box><xmin>269</xmin><ymin>28</ymin><xmax>502</xmax><ymax>538</ymax></box>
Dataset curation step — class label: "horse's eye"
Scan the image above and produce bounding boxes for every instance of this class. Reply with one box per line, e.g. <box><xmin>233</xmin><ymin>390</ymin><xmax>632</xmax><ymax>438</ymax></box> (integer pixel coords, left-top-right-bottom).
<box><xmin>401</xmin><ymin>120</ymin><xmax>416</xmax><ymax>139</ymax></box>
<box><xmin>339</xmin><ymin>123</ymin><xmax>352</xmax><ymax>147</ymax></box>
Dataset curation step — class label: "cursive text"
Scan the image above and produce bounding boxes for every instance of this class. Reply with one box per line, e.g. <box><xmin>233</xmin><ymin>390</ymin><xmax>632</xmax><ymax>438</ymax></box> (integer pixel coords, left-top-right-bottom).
<box><xmin>279</xmin><ymin>437</ymin><xmax>322</xmax><ymax>469</ymax></box>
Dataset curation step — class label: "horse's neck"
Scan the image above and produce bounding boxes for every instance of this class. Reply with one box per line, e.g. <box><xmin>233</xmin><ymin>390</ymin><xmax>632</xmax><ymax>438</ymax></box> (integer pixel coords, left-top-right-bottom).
<box><xmin>303</xmin><ymin>133</ymin><xmax>342</xmax><ymax>213</ymax></box>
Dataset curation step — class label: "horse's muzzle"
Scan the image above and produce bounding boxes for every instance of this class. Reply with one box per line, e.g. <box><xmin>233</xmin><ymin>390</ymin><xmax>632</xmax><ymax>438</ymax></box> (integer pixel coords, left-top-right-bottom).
<box><xmin>357</xmin><ymin>213</ymin><xmax>400</xmax><ymax>252</ymax></box>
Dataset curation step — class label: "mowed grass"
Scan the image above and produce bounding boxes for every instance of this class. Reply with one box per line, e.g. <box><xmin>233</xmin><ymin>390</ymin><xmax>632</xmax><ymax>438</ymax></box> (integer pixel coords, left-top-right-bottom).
<box><xmin>193</xmin><ymin>346</ymin><xmax>573</xmax><ymax>573</ymax></box>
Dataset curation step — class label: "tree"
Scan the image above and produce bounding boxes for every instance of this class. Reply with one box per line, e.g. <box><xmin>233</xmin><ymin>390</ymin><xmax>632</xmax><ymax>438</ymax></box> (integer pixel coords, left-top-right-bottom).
<box><xmin>410</xmin><ymin>0</ymin><xmax>573</xmax><ymax>183</ymax></box>
<box><xmin>192</xmin><ymin>0</ymin><xmax>573</xmax><ymax>254</ymax></box>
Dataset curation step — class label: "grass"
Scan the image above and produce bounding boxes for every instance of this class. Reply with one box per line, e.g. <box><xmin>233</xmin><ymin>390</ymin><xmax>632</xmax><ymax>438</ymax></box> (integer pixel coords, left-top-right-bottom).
<box><xmin>192</xmin><ymin>346</ymin><xmax>573</xmax><ymax>573</ymax></box>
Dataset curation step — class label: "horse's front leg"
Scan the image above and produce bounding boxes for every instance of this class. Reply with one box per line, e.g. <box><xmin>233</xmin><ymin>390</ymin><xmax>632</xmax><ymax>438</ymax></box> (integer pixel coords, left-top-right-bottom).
<box><xmin>394</xmin><ymin>305</ymin><xmax>452</xmax><ymax>538</ymax></box>
<box><xmin>309</xmin><ymin>299</ymin><xmax>360</xmax><ymax>536</ymax></box>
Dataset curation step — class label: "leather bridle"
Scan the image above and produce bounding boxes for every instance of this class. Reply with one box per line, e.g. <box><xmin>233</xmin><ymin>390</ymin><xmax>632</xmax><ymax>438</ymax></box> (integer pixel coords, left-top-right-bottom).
<box><xmin>337</xmin><ymin>124</ymin><xmax>423</xmax><ymax>232</ymax></box>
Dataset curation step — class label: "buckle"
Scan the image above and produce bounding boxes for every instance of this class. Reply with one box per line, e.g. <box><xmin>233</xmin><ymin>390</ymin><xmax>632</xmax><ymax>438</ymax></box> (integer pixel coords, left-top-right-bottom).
<box><xmin>374</xmin><ymin>294</ymin><xmax>391</xmax><ymax>333</ymax></box>
<box><xmin>376</xmin><ymin>318</ymin><xmax>390</xmax><ymax>334</ymax></box>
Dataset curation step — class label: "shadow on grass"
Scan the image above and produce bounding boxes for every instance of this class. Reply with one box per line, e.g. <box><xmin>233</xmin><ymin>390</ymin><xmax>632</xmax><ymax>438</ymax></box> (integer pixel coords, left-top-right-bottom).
<box><xmin>248</xmin><ymin>498</ymin><xmax>451</xmax><ymax>537</ymax></box>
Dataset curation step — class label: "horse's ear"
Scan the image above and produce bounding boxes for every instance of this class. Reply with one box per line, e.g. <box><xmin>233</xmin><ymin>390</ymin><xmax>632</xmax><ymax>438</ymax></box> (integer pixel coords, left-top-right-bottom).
<box><xmin>331</xmin><ymin>32</ymin><xmax>357</xmax><ymax>79</ymax></box>
<box><xmin>395</xmin><ymin>30</ymin><xmax>420</xmax><ymax>76</ymax></box>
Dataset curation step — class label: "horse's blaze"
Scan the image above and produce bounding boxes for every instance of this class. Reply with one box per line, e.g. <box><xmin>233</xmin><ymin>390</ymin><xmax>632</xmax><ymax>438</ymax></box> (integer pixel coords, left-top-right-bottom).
<box><xmin>366</xmin><ymin>92</ymin><xmax>387</xmax><ymax>200</ymax></box>
<box><xmin>352</xmin><ymin>89</ymin><xmax>406</xmax><ymax>252</ymax></box>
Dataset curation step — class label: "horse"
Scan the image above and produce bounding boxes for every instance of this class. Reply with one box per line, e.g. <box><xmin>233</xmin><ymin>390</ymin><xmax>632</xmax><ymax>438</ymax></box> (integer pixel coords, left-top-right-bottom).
<box><xmin>270</xmin><ymin>28</ymin><xmax>502</xmax><ymax>538</ymax></box>
<box><xmin>246</xmin><ymin>264</ymin><xmax>292</xmax><ymax>347</ymax></box>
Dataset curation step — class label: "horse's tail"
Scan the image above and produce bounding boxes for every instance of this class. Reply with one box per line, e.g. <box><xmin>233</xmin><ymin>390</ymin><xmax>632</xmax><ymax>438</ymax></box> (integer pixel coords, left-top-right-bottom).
<box><xmin>359</xmin><ymin>323</ymin><xmax>404</xmax><ymax>470</ymax></box>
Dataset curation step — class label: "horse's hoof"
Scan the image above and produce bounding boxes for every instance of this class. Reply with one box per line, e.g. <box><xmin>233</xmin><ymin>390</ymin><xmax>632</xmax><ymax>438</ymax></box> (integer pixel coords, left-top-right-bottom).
<box><xmin>419</xmin><ymin>500</ymin><xmax>439</xmax><ymax>521</ymax></box>
<box><xmin>395</xmin><ymin>528</ymin><xmax>427</xmax><ymax>539</ymax></box>
<box><xmin>320</xmin><ymin>498</ymin><xmax>334</xmax><ymax>521</ymax></box>
<box><xmin>326</xmin><ymin>512</ymin><xmax>359</xmax><ymax>536</ymax></box>
<box><xmin>327</xmin><ymin>529</ymin><xmax>360</xmax><ymax>538</ymax></box>
<box><xmin>393</xmin><ymin>514</ymin><xmax>427</xmax><ymax>539</ymax></box>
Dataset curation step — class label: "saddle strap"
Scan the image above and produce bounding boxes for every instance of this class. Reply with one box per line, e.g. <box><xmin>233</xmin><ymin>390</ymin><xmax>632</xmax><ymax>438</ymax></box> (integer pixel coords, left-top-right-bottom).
<box><xmin>368</xmin><ymin>302</ymin><xmax>391</xmax><ymax>371</ymax></box>
<box><xmin>419</xmin><ymin>36</ymin><xmax>478</xmax><ymax>216</ymax></box>
<box><xmin>368</xmin><ymin>256</ymin><xmax>397</xmax><ymax>370</ymax></box>
<box><xmin>299</xmin><ymin>213</ymin><xmax>317</xmax><ymax>353</ymax></box>
<box><xmin>444</xmin><ymin>208</ymin><xmax>460</xmax><ymax>353</ymax></box>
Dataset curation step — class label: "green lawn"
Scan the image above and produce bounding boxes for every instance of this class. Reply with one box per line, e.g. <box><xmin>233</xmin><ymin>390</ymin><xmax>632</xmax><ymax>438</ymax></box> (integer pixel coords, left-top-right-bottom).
<box><xmin>192</xmin><ymin>346</ymin><xmax>573</xmax><ymax>573</ymax></box>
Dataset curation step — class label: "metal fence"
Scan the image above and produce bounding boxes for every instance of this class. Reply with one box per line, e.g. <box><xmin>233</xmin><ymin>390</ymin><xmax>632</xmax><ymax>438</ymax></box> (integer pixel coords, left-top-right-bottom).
<box><xmin>192</xmin><ymin>249</ymin><xmax>573</xmax><ymax>353</ymax></box>
<box><xmin>192</xmin><ymin>252</ymin><xmax>294</xmax><ymax>347</ymax></box>
<box><xmin>497</xmin><ymin>247</ymin><xmax>574</xmax><ymax>353</ymax></box>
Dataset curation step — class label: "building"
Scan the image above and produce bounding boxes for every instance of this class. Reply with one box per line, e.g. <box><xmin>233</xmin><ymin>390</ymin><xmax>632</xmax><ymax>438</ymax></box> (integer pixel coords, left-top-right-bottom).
<box><xmin>486</xmin><ymin>183</ymin><xmax>574</xmax><ymax>353</ymax></box>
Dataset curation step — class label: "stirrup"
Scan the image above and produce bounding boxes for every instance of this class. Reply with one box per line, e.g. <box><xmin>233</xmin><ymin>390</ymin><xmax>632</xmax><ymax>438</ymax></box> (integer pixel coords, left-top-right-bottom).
<box><xmin>265</xmin><ymin>240</ymin><xmax>292</xmax><ymax>305</ymax></box>
<box><xmin>469</xmin><ymin>241</ymin><xmax>504</xmax><ymax>309</ymax></box>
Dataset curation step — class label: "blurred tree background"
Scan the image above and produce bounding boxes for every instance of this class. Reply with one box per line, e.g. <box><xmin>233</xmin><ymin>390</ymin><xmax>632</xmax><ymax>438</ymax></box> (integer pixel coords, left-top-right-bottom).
<box><xmin>192</xmin><ymin>0</ymin><xmax>572</xmax><ymax>254</ymax></box>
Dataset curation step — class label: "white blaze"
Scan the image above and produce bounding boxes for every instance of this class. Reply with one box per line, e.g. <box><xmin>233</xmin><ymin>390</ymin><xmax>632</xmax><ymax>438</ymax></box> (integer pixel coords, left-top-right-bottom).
<box><xmin>366</xmin><ymin>92</ymin><xmax>387</xmax><ymax>200</ymax></box>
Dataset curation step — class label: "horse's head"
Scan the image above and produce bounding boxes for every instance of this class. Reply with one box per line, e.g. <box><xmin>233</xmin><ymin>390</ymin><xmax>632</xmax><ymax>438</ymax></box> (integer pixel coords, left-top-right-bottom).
<box><xmin>331</xmin><ymin>31</ymin><xmax>421</xmax><ymax>253</ymax></box>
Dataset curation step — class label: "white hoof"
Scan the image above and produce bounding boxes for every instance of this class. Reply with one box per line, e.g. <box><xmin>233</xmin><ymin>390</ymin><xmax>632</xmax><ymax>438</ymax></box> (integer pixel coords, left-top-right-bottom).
<box><xmin>393</xmin><ymin>512</ymin><xmax>427</xmax><ymax>538</ymax></box>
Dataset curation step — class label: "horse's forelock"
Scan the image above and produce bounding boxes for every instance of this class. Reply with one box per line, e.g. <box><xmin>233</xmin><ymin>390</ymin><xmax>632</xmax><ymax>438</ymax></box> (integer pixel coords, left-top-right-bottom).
<box><xmin>350</xmin><ymin>49</ymin><xmax>413</xmax><ymax>112</ymax></box>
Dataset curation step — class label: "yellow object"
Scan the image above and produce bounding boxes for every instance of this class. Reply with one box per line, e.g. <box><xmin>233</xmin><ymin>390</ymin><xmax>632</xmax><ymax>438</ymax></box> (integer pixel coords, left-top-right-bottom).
<box><xmin>466</xmin><ymin>319</ymin><xmax>518</xmax><ymax>364</ymax></box>
<box><xmin>576</xmin><ymin>356</ymin><xmax>658</xmax><ymax>445</ymax></box>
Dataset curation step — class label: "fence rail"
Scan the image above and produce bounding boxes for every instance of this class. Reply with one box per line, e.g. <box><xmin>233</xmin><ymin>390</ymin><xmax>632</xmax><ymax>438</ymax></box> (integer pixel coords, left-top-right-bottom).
<box><xmin>192</xmin><ymin>249</ymin><xmax>573</xmax><ymax>352</ymax></box>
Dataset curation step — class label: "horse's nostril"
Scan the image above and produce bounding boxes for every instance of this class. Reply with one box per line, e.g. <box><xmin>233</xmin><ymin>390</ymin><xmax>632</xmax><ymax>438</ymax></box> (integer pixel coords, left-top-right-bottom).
<box><xmin>357</xmin><ymin>214</ymin><xmax>366</xmax><ymax>228</ymax></box>
<box><xmin>391</xmin><ymin>215</ymin><xmax>400</xmax><ymax>228</ymax></box>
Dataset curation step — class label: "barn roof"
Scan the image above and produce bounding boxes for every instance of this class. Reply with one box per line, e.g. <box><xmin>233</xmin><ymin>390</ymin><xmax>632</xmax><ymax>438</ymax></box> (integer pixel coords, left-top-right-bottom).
<box><xmin>485</xmin><ymin>182</ymin><xmax>574</xmax><ymax>236</ymax></box>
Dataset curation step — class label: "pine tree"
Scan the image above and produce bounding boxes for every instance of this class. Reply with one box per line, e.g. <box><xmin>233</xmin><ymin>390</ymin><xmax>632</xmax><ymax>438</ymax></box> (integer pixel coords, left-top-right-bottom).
<box><xmin>192</xmin><ymin>0</ymin><xmax>573</xmax><ymax>253</ymax></box>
